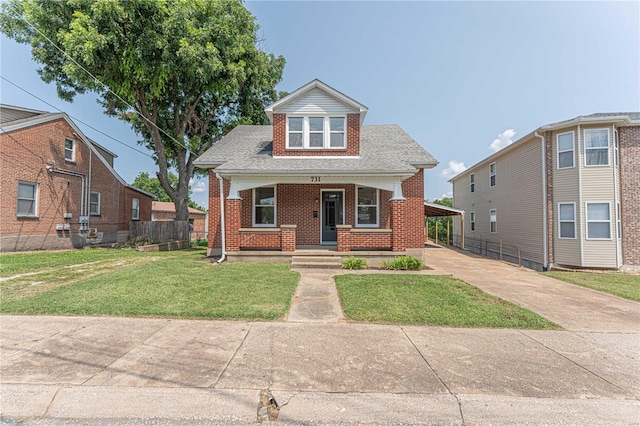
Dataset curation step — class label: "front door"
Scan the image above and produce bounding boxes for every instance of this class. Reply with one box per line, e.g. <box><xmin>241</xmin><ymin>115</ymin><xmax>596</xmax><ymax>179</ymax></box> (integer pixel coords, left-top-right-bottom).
<box><xmin>321</xmin><ymin>191</ymin><xmax>343</xmax><ymax>244</ymax></box>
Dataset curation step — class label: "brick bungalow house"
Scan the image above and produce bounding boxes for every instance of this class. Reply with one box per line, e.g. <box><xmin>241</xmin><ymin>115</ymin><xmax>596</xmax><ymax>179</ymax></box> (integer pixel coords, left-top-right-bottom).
<box><xmin>152</xmin><ymin>201</ymin><xmax>207</xmax><ymax>239</ymax></box>
<box><xmin>450</xmin><ymin>112</ymin><xmax>639</xmax><ymax>270</ymax></box>
<box><xmin>194</xmin><ymin>80</ymin><xmax>438</xmax><ymax>265</ymax></box>
<box><xmin>0</xmin><ymin>104</ymin><xmax>153</xmax><ymax>251</ymax></box>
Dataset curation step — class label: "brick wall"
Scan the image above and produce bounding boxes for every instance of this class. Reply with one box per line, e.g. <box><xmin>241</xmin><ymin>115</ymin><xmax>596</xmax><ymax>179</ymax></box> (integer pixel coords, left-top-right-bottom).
<box><xmin>207</xmin><ymin>171</ymin><xmax>230</xmax><ymax>250</ymax></box>
<box><xmin>402</xmin><ymin>169</ymin><xmax>425</xmax><ymax>248</ymax></box>
<box><xmin>348</xmin><ymin>231</ymin><xmax>392</xmax><ymax>250</ymax></box>
<box><xmin>619</xmin><ymin>125</ymin><xmax>639</xmax><ymax>265</ymax></box>
<box><xmin>239</xmin><ymin>230</ymin><xmax>281</xmax><ymax>249</ymax></box>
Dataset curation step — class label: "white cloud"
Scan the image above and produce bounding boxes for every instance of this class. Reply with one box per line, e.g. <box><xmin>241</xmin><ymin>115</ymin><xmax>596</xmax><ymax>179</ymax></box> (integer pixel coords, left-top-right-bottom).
<box><xmin>191</xmin><ymin>181</ymin><xmax>206</xmax><ymax>194</ymax></box>
<box><xmin>439</xmin><ymin>160</ymin><xmax>467</xmax><ymax>180</ymax></box>
<box><xmin>489</xmin><ymin>129</ymin><xmax>516</xmax><ymax>153</ymax></box>
<box><xmin>441</xmin><ymin>191</ymin><xmax>453</xmax><ymax>199</ymax></box>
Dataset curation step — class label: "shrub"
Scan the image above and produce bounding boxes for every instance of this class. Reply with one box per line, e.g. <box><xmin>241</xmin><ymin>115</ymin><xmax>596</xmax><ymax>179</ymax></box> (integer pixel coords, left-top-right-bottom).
<box><xmin>192</xmin><ymin>238</ymin><xmax>208</xmax><ymax>247</ymax></box>
<box><xmin>342</xmin><ymin>256</ymin><xmax>368</xmax><ymax>270</ymax></box>
<box><xmin>381</xmin><ymin>256</ymin><xmax>424</xmax><ymax>271</ymax></box>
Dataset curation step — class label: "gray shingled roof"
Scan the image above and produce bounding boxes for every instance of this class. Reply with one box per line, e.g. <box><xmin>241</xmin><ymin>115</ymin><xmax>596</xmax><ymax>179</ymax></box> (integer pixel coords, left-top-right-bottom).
<box><xmin>542</xmin><ymin>112</ymin><xmax>640</xmax><ymax>129</ymax></box>
<box><xmin>194</xmin><ymin>124</ymin><xmax>437</xmax><ymax>174</ymax></box>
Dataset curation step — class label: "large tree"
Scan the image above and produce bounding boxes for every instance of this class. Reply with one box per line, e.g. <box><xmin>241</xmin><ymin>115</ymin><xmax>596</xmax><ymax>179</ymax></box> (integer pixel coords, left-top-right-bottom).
<box><xmin>1</xmin><ymin>0</ymin><xmax>284</xmax><ymax>220</ymax></box>
<box><xmin>132</xmin><ymin>171</ymin><xmax>205</xmax><ymax>211</ymax></box>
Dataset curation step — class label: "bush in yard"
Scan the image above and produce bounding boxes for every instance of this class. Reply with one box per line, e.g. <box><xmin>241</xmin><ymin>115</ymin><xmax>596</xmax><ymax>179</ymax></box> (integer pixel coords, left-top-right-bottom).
<box><xmin>381</xmin><ymin>256</ymin><xmax>424</xmax><ymax>271</ymax></box>
<box><xmin>342</xmin><ymin>256</ymin><xmax>368</xmax><ymax>270</ymax></box>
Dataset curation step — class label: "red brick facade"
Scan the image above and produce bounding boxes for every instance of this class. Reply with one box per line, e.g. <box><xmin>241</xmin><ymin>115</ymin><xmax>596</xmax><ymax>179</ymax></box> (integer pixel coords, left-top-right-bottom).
<box><xmin>0</xmin><ymin>117</ymin><xmax>152</xmax><ymax>251</ymax></box>
<box><xmin>619</xmin><ymin>125</ymin><xmax>640</xmax><ymax>266</ymax></box>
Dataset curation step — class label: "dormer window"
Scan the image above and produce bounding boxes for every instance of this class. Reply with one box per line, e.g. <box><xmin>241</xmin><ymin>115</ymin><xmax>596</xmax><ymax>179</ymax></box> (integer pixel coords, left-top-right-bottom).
<box><xmin>287</xmin><ymin>116</ymin><xmax>346</xmax><ymax>149</ymax></box>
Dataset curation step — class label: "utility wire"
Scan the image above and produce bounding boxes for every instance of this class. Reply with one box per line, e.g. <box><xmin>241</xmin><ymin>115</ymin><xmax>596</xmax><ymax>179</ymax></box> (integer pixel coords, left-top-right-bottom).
<box><xmin>1</xmin><ymin>75</ymin><xmax>154</xmax><ymax>159</ymax></box>
<box><xmin>7</xmin><ymin>2</ymin><xmax>189</xmax><ymax>151</ymax></box>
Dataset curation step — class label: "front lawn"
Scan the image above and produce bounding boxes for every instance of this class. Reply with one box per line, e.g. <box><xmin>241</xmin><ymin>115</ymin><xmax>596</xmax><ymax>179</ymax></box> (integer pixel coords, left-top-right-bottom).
<box><xmin>543</xmin><ymin>271</ymin><xmax>640</xmax><ymax>302</ymax></box>
<box><xmin>335</xmin><ymin>274</ymin><xmax>559</xmax><ymax>329</ymax></box>
<box><xmin>0</xmin><ymin>248</ymin><xmax>299</xmax><ymax>320</ymax></box>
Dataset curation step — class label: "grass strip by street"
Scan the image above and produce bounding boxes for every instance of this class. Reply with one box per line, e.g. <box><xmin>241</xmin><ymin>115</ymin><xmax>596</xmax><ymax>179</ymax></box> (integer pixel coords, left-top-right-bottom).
<box><xmin>1</xmin><ymin>248</ymin><xmax>299</xmax><ymax>320</ymax></box>
<box><xmin>335</xmin><ymin>274</ymin><xmax>559</xmax><ymax>329</ymax></box>
<box><xmin>542</xmin><ymin>271</ymin><xmax>640</xmax><ymax>302</ymax></box>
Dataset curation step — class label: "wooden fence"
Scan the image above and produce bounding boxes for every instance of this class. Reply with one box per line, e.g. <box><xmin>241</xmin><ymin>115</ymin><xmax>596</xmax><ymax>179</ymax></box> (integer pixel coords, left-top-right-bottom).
<box><xmin>129</xmin><ymin>221</ymin><xmax>189</xmax><ymax>243</ymax></box>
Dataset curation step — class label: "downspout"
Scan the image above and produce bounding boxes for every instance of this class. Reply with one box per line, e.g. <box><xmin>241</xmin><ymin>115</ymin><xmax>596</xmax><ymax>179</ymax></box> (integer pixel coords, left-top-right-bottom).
<box><xmin>612</xmin><ymin>125</ymin><xmax>620</xmax><ymax>268</ymax></box>
<box><xmin>216</xmin><ymin>172</ymin><xmax>226</xmax><ymax>263</ymax></box>
<box><xmin>535</xmin><ymin>131</ymin><xmax>549</xmax><ymax>270</ymax></box>
<box><xmin>86</xmin><ymin>149</ymin><xmax>92</xmax><ymax>233</ymax></box>
<box><xmin>577</xmin><ymin>125</ymin><xmax>584</xmax><ymax>267</ymax></box>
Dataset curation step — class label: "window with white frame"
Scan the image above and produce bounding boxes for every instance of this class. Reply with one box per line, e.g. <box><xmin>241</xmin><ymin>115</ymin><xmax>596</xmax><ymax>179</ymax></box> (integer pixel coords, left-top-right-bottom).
<box><xmin>557</xmin><ymin>132</ymin><xmax>574</xmax><ymax>169</ymax></box>
<box><xmin>356</xmin><ymin>187</ymin><xmax>378</xmax><ymax>227</ymax></box>
<box><xmin>617</xmin><ymin>202</ymin><xmax>621</xmax><ymax>239</ymax></box>
<box><xmin>489</xmin><ymin>209</ymin><xmax>497</xmax><ymax>233</ymax></box>
<box><xmin>489</xmin><ymin>163</ymin><xmax>496</xmax><ymax>187</ymax></box>
<box><xmin>286</xmin><ymin>116</ymin><xmax>346</xmax><ymax>149</ymax></box>
<box><xmin>614</xmin><ymin>130</ymin><xmax>619</xmax><ymax>167</ymax></box>
<box><xmin>89</xmin><ymin>192</ymin><xmax>101</xmax><ymax>215</ymax></box>
<box><xmin>132</xmin><ymin>198</ymin><xmax>140</xmax><ymax>220</ymax></box>
<box><xmin>586</xmin><ymin>202</ymin><xmax>611</xmax><ymax>239</ymax></box>
<box><xmin>470</xmin><ymin>173</ymin><xmax>475</xmax><ymax>193</ymax></box>
<box><xmin>253</xmin><ymin>186</ymin><xmax>276</xmax><ymax>227</ymax></box>
<box><xmin>17</xmin><ymin>182</ymin><xmax>38</xmax><ymax>216</ymax></box>
<box><xmin>470</xmin><ymin>211</ymin><xmax>475</xmax><ymax>231</ymax></box>
<box><xmin>584</xmin><ymin>129</ymin><xmax>609</xmax><ymax>166</ymax></box>
<box><xmin>558</xmin><ymin>203</ymin><xmax>576</xmax><ymax>239</ymax></box>
<box><xmin>65</xmin><ymin>138</ymin><xmax>75</xmax><ymax>161</ymax></box>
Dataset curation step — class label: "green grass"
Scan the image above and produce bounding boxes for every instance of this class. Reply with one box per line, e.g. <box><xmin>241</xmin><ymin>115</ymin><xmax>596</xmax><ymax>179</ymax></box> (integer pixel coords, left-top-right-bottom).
<box><xmin>335</xmin><ymin>274</ymin><xmax>559</xmax><ymax>329</ymax></box>
<box><xmin>0</xmin><ymin>248</ymin><xmax>299</xmax><ymax>320</ymax></box>
<box><xmin>543</xmin><ymin>271</ymin><xmax>640</xmax><ymax>302</ymax></box>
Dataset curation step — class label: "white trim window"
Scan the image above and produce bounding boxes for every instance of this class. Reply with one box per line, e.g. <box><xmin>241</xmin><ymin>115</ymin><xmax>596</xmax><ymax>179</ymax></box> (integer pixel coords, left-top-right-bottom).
<box><xmin>89</xmin><ymin>191</ymin><xmax>101</xmax><ymax>215</ymax></box>
<box><xmin>616</xmin><ymin>202</ymin><xmax>621</xmax><ymax>239</ymax></box>
<box><xmin>584</xmin><ymin>129</ymin><xmax>609</xmax><ymax>166</ymax></box>
<box><xmin>286</xmin><ymin>116</ymin><xmax>346</xmax><ymax>149</ymax></box>
<box><xmin>253</xmin><ymin>186</ymin><xmax>276</xmax><ymax>227</ymax></box>
<box><xmin>489</xmin><ymin>209</ymin><xmax>497</xmax><ymax>233</ymax></box>
<box><xmin>586</xmin><ymin>202</ymin><xmax>611</xmax><ymax>239</ymax></box>
<box><xmin>558</xmin><ymin>203</ymin><xmax>576</xmax><ymax>239</ymax></box>
<box><xmin>557</xmin><ymin>132</ymin><xmax>575</xmax><ymax>169</ymax></box>
<box><xmin>614</xmin><ymin>130</ymin><xmax>619</xmax><ymax>167</ymax></box>
<box><xmin>489</xmin><ymin>162</ymin><xmax>496</xmax><ymax>187</ymax></box>
<box><xmin>17</xmin><ymin>181</ymin><xmax>38</xmax><ymax>217</ymax></box>
<box><xmin>470</xmin><ymin>173</ymin><xmax>475</xmax><ymax>193</ymax></box>
<box><xmin>356</xmin><ymin>187</ymin><xmax>378</xmax><ymax>227</ymax></box>
<box><xmin>470</xmin><ymin>211</ymin><xmax>475</xmax><ymax>231</ymax></box>
<box><xmin>132</xmin><ymin>198</ymin><xmax>140</xmax><ymax>220</ymax></box>
<box><xmin>65</xmin><ymin>137</ymin><xmax>76</xmax><ymax>162</ymax></box>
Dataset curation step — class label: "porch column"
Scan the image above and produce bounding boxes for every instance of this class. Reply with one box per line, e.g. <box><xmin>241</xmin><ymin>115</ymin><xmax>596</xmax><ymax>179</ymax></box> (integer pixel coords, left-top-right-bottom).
<box><xmin>337</xmin><ymin>225</ymin><xmax>352</xmax><ymax>252</ymax></box>
<box><xmin>391</xmin><ymin>199</ymin><xmax>407</xmax><ymax>252</ymax></box>
<box><xmin>281</xmin><ymin>224</ymin><xmax>297</xmax><ymax>252</ymax></box>
<box><xmin>225</xmin><ymin>199</ymin><xmax>241</xmax><ymax>252</ymax></box>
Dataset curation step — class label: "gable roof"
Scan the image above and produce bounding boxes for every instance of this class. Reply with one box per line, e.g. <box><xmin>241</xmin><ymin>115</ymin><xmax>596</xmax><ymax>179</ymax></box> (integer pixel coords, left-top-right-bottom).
<box><xmin>152</xmin><ymin>201</ymin><xmax>206</xmax><ymax>215</ymax></box>
<box><xmin>194</xmin><ymin>124</ymin><xmax>437</xmax><ymax>175</ymax></box>
<box><xmin>264</xmin><ymin>79</ymin><xmax>369</xmax><ymax>124</ymax></box>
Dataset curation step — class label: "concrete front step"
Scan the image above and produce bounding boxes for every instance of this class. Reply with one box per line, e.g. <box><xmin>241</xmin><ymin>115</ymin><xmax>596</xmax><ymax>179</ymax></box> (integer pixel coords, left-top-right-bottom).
<box><xmin>291</xmin><ymin>256</ymin><xmax>342</xmax><ymax>269</ymax></box>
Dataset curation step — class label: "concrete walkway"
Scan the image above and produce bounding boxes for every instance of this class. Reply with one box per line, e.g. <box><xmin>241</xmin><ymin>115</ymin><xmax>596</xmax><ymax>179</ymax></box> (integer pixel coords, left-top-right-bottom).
<box><xmin>287</xmin><ymin>268</ymin><xmax>344</xmax><ymax>322</ymax></box>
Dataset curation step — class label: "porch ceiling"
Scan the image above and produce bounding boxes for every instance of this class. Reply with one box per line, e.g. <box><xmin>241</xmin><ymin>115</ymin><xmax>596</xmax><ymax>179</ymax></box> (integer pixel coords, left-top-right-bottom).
<box><xmin>424</xmin><ymin>202</ymin><xmax>465</xmax><ymax>217</ymax></box>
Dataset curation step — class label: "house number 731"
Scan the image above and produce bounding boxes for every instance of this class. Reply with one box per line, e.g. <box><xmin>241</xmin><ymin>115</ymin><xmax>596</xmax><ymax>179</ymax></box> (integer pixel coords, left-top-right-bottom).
<box><xmin>311</xmin><ymin>176</ymin><xmax>321</xmax><ymax>182</ymax></box>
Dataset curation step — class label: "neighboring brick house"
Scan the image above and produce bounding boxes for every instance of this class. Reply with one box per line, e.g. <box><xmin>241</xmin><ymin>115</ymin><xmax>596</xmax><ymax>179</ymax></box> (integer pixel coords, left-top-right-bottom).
<box><xmin>0</xmin><ymin>104</ymin><xmax>153</xmax><ymax>251</ymax></box>
<box><xmin>450</xmin><ymin>113</ymin><xmax>640</xmax><ymax>270</ymax></box>
<box><xmin>152</xmin><ymin>201</ymin><xmax>207</xmax><ymax>239</ymax></box>
<box><xmin>194</xmin><ymin>79</ymin><xmax>438</xmax><ymax>264</ymax></box>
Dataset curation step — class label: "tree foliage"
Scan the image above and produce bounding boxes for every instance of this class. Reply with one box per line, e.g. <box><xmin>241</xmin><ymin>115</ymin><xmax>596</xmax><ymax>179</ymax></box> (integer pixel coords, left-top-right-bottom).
<box><xmin>1</xmin><ymin>0</ymin><xmax>284</xmax><ymax>220</ymax></box>
<box><xmin>132</xmin><ymin>171</ymin><xmax>205</xmax><ymax>211</ymax></box>
<box><xmin>427</xmin><ymin>197</ymin><xmax>454</xmax><ymax>244</ymax></box>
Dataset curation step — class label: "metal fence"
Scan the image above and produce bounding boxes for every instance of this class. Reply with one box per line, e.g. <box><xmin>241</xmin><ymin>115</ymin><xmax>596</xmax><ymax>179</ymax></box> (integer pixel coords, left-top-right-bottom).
<box><xmin>451</xmin><ymin>235</ymin><xmax>542</xmax><ymax>270</ymax></box>
<box><xmin>129</xmin><ymin>221</ymin><xmax>189</xmax><ymax>243</ymax></box>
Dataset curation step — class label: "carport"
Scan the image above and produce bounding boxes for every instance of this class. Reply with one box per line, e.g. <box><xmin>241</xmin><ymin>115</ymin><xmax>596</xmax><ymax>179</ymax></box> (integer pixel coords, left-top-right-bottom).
<box><xmin>424</xmin><ymin>202</ymin><xmax>465</xmax><ymax>247</ymax></box>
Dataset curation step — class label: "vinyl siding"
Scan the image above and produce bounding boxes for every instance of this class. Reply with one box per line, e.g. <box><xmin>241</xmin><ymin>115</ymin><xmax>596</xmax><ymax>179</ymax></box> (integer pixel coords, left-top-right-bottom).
<box><xmin>278</xmin><ymin>88</ymin><xmax>359</xmax><ymax>115</ymax></box>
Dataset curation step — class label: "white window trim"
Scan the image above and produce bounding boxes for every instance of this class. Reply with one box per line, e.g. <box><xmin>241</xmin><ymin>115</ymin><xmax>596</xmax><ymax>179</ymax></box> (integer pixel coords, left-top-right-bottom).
<box><xmin>614</xmin><ymin>130</ymin><xmax>619</xmax><ymax>167</ymax></box>
<box><xmin>90</xmin><ymin>191</ymin><xmax>101</xmax><ymax>216</ymax></box>
<box><xmin>489</xmin><ymin>208</ymin><xmax>497</xmax><ymax>233</ymax></box>
<box><xmin>585</xmin><ymin>202</ymin><xmax>611</xmax><ymax>240</ymax></box>
<box><xmin>286</xmin><ymin>116</ymin><xmax>347</xmax><ymax>150</ymax></box>
<box><xmin>489</xmin><ymin>162</ymin><xmax>496</xmax><ymax>187</ymax></box>
<box><xmin>616</xmin><ymin>202</ymin><xmax>621</xmax><ymax>240</ymax></box>
<box><xmin>132</xmin><ymin>198</ymin><xmax>140</xmax><ymax>221</ymax></box>
<box><xmin>355</xmin><ymin>187</ymin><xmax>379</xmax><ymax>228</ymax></box>
<box><xmin>556</xmin><ymin>131</ymin><xmax>575</xmax><ymax>169</ymax></box>
<box><xmin>470</xmin><ymin>173</ymin><xmax>475</xmax><ymax>193</ymax></box>
<box><xmin>470</xmin><ymin>211</ymin><xmax>475</xmax><ymax>231</ymax></box>
<box><xmin>65</xmin><ymin>137</ymin><xmax>76</xmax><ymax>162</ymax></box>
<box><xmin>17</xmin><ymin>181</ymin><xmax>38</xmax><ymax>217</ymax></box>
<box><xmin>252</xmin><ymin>186</ymin><xmax>277</xmax><ymax>228</ymax></box>
<box><xmin>558</xmin><ymin>202</ymin><xmax>576</xmax><ymax>239</ymax></box>
<box><xmin>584</xmin><ymin>128</ymin><xmax>610</xmax><ymax>167</ymax></box>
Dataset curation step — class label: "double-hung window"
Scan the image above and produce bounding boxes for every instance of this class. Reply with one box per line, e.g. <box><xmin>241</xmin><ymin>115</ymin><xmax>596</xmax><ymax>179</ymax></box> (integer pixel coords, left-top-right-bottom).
<box><xmin>308</xmin><ymin>117</ymin><xmax>324</xmax><ymax>148</ymax></box>
<box><xmin>253</xmin><ymin>186</ymin><xmax>276</xmax><ymax>227</ymax></box>
<box><xmin>90</xmin><ymin>192</ymin><xmax>101</xmax><ymax>215</ymax></box>
<box><xmin>489</xmin><ymin>163</ymin><xmax>496</xmax><ymax>187</ymax></box>
<box><xmin>614</xmin><ymin>131</ymin><xmax>619</xmax><ymax>167</ymax></box>
<box><xmin>65</xmin><ymin>138</ymin><xmax>76</xmax><ymax>162</ymax></box>
<box><xmin>329</xmin><ymin>117</ymin><xmax>345</xmax><ymax>148</ymax></box>
<box><xmin>584</xmin><ymin>129</ymin><xmax>609</xmax><ymax>166</ymax></box>
<box><xmin>288</xmin><ymin>117</ymin><xmax>303</xmax><ymax>148</ymax></box>
<box><xmin>470</xmin><ymin>211</ymin><xmax>475</xmax><ymax>231</ymax></box>
<box><xmin>617</xmin><ymin>202</ymin><xmax>621</xmax><ymax>239</ymax></box>
<box><xmin>17</xmin><ymin>182</ymin><xmax>38</xmax><ymax>217</ymax></box>
<box><xmin>470</xmin><ymin>173</ymin><xmax>475</xmax><ymax>193</ymax></box>
<box><xmin>287</xmin><ymin>116</ymin><xmax>346</xmax><ymax>149</ymax></box>
<box><xmin>558</xmin><ymin>203</ymin><xmax>576</xmax><ymax>239</ymax></box>
<box><xmin>132</xmin><ymin>198</ymin><xmax>140</xmax><ymax>220</ymax></box>
<box><xmin>557</xmin><ymin>132</ymin><xmax>574</xmax><ymax>169</ymax></box>
<box><xmin>489</xmin><ymin>209</ymin><xmax>497</xmax><ymax>233</ymax></box>
<box><xmin>586</xmin><ymin>202</ymin><xmax>611</xmax><ymax>239</ymax></box>
<box><xmin>356</xmin><ymin>187</ymin><xmax>378</xmax><ymax>227</ymax></box>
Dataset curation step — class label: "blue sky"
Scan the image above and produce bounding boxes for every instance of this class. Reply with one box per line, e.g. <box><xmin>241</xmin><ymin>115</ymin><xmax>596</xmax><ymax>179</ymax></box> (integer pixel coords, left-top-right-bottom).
<box><xmin>1</xmin><ymin>1</ymin><xmax>638</xmax><ymax>207</ymax></box>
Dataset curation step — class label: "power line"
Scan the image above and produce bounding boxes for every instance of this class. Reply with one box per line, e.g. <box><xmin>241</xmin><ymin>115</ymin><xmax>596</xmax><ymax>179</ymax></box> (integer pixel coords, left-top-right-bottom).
<box><xmin>1</xmin><ymin>76</ymin><xmax>154</xmax><ymax>159</ymax></box>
